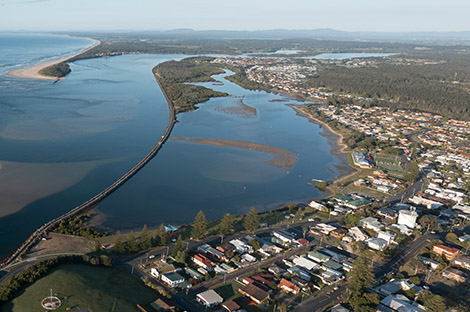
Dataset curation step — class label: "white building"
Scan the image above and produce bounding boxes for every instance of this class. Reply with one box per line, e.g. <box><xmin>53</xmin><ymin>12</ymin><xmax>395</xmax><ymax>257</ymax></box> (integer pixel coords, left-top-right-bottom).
<box><xmin>161</xmin><ymin>272</ymin><xmax>185</xmax><ymax>288</ymax></box>
<box><xmin>349</xmin><ymin>226</ymin><xmax>369</xmax><ymax>241</ymax></box>
<box><xmin>377</xmin><ymin>231</ymin><xmax>396</xmax><ymax>244</ymax></box>
<box><xmin>397</xmin><ymin>208</ymin><xmax>418</xmax><ymax>229</ymax></box>
<box><xmin>293</xmin><ymin>256</ymin><xmax>320</xmax><ymax>271</ymax></box>
<box><xmin>196</xmin><ymin>289</ymin><xmax>223</xmax><ymax>307</ymax></box>
<box><xmin>308</xmin><ymin>200</ymin><xmax>327</xmax><ymax>211</ymax></box>
<box><xmin>366</xmin><ymin>237</ymin><xmax>388</xmax><ymax>251</ymax></box>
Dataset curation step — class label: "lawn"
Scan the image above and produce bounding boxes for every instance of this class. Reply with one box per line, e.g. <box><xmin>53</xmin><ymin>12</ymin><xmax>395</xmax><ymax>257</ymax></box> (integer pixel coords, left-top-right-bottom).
<box><xmin>1</xmin><ymin>264</ymin><xmax>159</xmax><ymax>312</ymax></box>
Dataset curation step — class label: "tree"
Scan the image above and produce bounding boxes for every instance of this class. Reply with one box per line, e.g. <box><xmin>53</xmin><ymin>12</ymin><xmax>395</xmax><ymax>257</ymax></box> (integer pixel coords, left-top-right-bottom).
<box><xmin>294</xmin><ymin>208</ymin><xmax>303</xmax><ymax>221</ymax></box>
<box><xmin>112</xmin><ymin>231</ymin><xmax>124</xmax><ymax>254</ymax></box>
<box><xmin>157</xmin><ymin>224</ymin><xmax>167</xmax><ymax>246</ymax></box>
<box><xmin>345</xmin><ymin>257</ymin><xmax>380</xmax><ymax>312</ymax></box>
<box><xmin>243</xmin><ymin>207</ymin><xmax>260</xmax><ymax>232</ymax></box>
<box><xmin>419</xmin><ymin>215</ymin><xmax>437</xmax><ymax>232</ymax></box>
<box><xmin>191</xmin><ymin>210</ymin><xmax>207</xmax><ymax>240</ymax></box>
<box><xmin>404</xmin><ymin>161</ymin><xmax>419</xmax><ymax>182</ymax></box>
<box><xmin>219</xmin><ymin>213</ymin><xmax>235</xmax><ymax>236</ymax></box>
<box><xmin>418</xmin><ymin>290</ymin><xmax>446</xmax><ymax>312</ymax></box>
<box><xmin>172</xmin><ymin>235</ymin><xmax>187</xmax><ymax>264</ymax></box>
<box><xmin>248</xmin><ymin>239</ymin><xmax>260</xmax><ymax>251</ymax></box>
<box><xmin>127</xmin><ymin>231</ymin><xmax>138</xmax><ymax>252</ymax></box>
<box><xmin>140</xmin><ymin>225</ymin><xmax>151</xmax><ymax>250</ymax></box>
<box><xmin>172</xmin><ymin>235</ymin><xmax>184</xmax><ymax>257</ymax></box>
<box><xmin>94</xmin><ymin>240</ymin><xmax>101</xmax><ymax>253</ymax></box>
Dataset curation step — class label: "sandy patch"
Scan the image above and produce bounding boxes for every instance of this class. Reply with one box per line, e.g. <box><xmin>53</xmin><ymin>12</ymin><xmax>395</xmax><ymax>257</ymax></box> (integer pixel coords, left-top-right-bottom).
<box><xmin>6</xmin><ymin>39</ymin><xmax>100</xmax><ymax>80</ymax></box>
<box><xmin>26</xmin><ymin>232</ymin><xmax>94</xmax><ymax>258</ymax></box>
<box><xmin>215</xmin><ymin>97</ymin><xmax>257</xmax><ymax>119</ymax></box>
<box><xmin>0</xmin><ymin>158</ymin><xmax>112</xmax><ymax>218</ymax></box>
<box><xmin>171</xmin><ymin>137</ymin><xmax>297</xmax><ymax>170</ymax></box>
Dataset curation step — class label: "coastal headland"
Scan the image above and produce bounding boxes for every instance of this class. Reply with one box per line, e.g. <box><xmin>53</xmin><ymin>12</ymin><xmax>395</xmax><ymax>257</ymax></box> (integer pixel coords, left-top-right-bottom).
<box><xmin>6</xmin><ymin>38</ymin><xmax>100</xmax><ymax>80</ymax></box>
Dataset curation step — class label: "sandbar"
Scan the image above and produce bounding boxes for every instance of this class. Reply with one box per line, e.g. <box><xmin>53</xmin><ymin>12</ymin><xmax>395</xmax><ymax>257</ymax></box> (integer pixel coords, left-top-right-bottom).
<box><xmin>215</xmin><ymin>98</ymin><xmax>257</xmax><ymax>119</ymax></box>
<box><xmin>171</xmin><ymin>137</ymin><xmax>297</xmax><ymax>170</ymax></box>
<box><xmin>6</xmin><ymin>38</ymin><xmax>100</xmax><ymax>80</ymax></box>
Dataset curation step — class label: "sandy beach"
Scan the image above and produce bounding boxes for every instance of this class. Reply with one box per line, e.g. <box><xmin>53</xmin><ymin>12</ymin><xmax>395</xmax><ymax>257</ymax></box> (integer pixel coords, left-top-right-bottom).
<box><xmin>6</xmin><ymin>38</ymin><xmax>100</xmax><ymax>80</ymax></box>
<box><xmin>171</xmin><ymin>137</ymin><xmax>297</xmax><ymax>170</ymax></box>
<box><xmin>288</xmin><ymin>104</ymin><xmax>358</xmax><ymax>183</ymax></box>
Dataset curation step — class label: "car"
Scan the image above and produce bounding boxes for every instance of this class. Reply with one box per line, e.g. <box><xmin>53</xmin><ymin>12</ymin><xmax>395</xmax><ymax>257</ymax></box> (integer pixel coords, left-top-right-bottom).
<box><xmin>171</xmin><ymin>238</ymin><xmax>177</xmax><ymax>242</ymax></box>
<box><xmin>148</xmin><ymin>255</ymin><xmax>155</xmax><ymax>259</ymax></box>
<box><xmin>333</xmin><ymin>286</ymin><xmax>339</xmax><ymax>291</ymax></box>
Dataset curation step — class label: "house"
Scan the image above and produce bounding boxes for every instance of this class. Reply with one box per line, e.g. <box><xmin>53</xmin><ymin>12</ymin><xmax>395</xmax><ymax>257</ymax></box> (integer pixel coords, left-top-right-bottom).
<box><xmin>330</xmin><ymin>227</ymin><xmax>348</xmax><ymax>240</ymax></box>
<box><xmin>320</xmin><ymin>248</ymin><xmax>348</xmax><ymax>263</ymax></box>
<box><xmin>329</xmin><ymin>304</ymin><xmax>351</xmax><ymax>312</ymax></box>
<box><xmin>196</xmin><ymin>289</ymin><xmax>224</xmax><ymax>307</ymax></box>
<box><xmin>349</xmin><ymin>227</ymin><xmax>369</xmax><ymax>241</ymax></box>
<box><xmin>229</xmin><ymin>239</ymin><xmax>253</xmax><ymax>254</ymax></box>
<box><xmin>380</xmin><ymin>295</ymin><xmax>424</xmax><ymax>312</ymax></box>
<box><xmin>268</xmin><ymin>265</ymin><xmax>286</xmax><ymax>275</ymax></box>
<box><xmin>397</xmin><ymin>208</ymin><xmax>418</xmax><ymax>229</ymax></box>
<box><xmin>184</xmin><ymin>267</ymin><xmax>203</xmax><ymax>281</ymax></box>
<box><xmin>309</xmin><ymin>200</ymin><xmax>327</xmax><ymax>211</ymax></box>
<box><xmin>273</xmin><ymin>230</ymin><xmax>296</xmax><ymax>245</ymax></box>
<box><xmin>342</xmin><ymin>261</ymin><xmax>353</xmax><ymax>272</ymax></box>
<box><xmin>323</xmin><ymin>260</ymin><xmax>343</xmax><ymax>271</ymax></box>
<box><xmin>192</xmin><ymin>254</ymin><xmax>214</xmax><ymax>270</ymax></box>
<box><xmin>222</xmin><ymin>300</ymin><xmax>240</xmax><ymax>312</ymax></box>
<box><xmin>150</xmin><ymin>298</ymin><xmax>175</xmax><ymax>312</ymax></box>
<box><xmin>161</xmin><ymin>272</ymin><xmax>185</xmax><ymax>288</ymax></box>
<box><xmin>287</xmin><ymin>267</ymin><xmax>311</xmax><ymax>281</ymax></box>
<box><xmin>377</xmin><ymin>230</ymin><xmax>396</xmax><ymax>244</ymax></box>
<box><xmin>316</xmin><ymin>223</ymin><xmax>337</xmax><ymax>235</ymax></box>
<box><xmin>433</xmin><ymin>244</ymin><xmax>460</xmax><ymax>261</ymax></box>
<box><xmin>366</xmin><ymin>237</ymin><xmax>388</xmax><ymax>251</ymax></box>
<box><xmin>308</xmin><ymin>250</ymin><xmax>330</xmax><ymax>263</ymax></box>
<box><xmin>454</xmin><ymin>257</ymin><xmax>470</xmax><ymax>270</ymax></box>
<box><xmin>238</xmin><ymin>283</ymin><xmax>269</xmax><ymax>304</ymax></box>
<box><xmin>278</xmin><ymin>278</ymin><xmax>300</xmax><ymax>294</ymax></box>
<box><xmin>360</xmin><ymin>217</ymin><xmax>384</xmax><ymax>232</ymax></box>
<box><xmin>377</xmin><ymin>208</ymin><xmax>398</xmax><ymax>220</ymax></box>
<box><xmin>458</xmin><ymin>234</ymin><xmax>470</xmax><ymax>244</ymax></box>
<box><xmin>442</xmin><ymin>268</ymin><xmax>467</xmax><ymax>283</ymax></box>
<box><xmin>198</xmin><ymin>244</ymin><xmax>226</xmax><ymax>261</ymax></box>
<box><xmin>293</xmin><ymin>256</ymin><xmax>320</xmax><ymax>271</ymax></box>
<box><xmin>291</xmin><ymin>276</ymin><xmax>310</xmax><ymax>291</ymax></box>
<box><xmin>419</xmin><ymin>256</ymin><xmax>440</xmax><ymax>270</ymax></box>
<box><xmin>374</xmin><ymin>280</ymin><xmax>402</xmax><ymax>296</ymax></box>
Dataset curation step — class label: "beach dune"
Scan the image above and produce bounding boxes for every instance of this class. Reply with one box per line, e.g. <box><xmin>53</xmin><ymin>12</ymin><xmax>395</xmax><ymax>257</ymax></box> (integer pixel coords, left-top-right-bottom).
<box><xmin>6</xmin><ymin>38</ymin><xmax>100</xmax><ymax>80</ymax></box>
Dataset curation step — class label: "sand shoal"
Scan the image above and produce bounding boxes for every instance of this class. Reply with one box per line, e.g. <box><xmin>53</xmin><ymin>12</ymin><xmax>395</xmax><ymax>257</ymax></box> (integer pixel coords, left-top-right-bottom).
<box><xmin>6</xmin><ymin>38</ymin><xmax>100</xmax><ymax>80</ymax></box>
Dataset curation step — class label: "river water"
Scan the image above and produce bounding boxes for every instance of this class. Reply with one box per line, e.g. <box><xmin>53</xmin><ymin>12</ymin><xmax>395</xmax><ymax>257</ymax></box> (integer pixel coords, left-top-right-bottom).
<box><xmin>0</xmin><ymin>33</ymin><xmax>365</xmax><ymax>258</ymax></box>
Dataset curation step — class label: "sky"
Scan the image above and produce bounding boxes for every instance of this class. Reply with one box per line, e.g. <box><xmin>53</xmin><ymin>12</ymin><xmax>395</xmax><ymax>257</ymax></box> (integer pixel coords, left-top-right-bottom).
<box><xmin>0</xmin><ymin>0</ymin><xmax>469</xmax><ymax>32</ymax></box>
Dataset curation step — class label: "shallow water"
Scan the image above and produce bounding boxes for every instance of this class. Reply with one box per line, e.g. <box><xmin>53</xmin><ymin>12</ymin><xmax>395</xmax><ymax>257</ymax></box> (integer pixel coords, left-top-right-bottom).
<box><xmin>0</xmin><ymin>35</ymin><xmax>353</xmax><ymax>258</ymax></box>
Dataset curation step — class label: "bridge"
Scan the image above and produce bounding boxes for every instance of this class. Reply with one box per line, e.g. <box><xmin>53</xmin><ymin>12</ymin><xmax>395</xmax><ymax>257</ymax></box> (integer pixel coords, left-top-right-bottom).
<box><xmin>1</xmin><ymin>70</ymin><xmax>175</xmax><ymax>268</ymax></box>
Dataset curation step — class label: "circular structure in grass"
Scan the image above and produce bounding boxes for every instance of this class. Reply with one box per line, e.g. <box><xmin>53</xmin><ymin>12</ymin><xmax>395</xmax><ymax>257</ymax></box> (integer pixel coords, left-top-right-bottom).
<box><xmin>41</xmin><ymin>290</ymin><xmax>62</xmax><ymax>310</ymax></box>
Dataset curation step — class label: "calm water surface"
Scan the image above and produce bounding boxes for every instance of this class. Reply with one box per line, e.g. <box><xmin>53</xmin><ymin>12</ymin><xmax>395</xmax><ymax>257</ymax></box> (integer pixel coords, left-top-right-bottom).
<box><xmin>0</xmin><ymin>34</ymin><xmax>355</xmax><ymax>258</ymax></box>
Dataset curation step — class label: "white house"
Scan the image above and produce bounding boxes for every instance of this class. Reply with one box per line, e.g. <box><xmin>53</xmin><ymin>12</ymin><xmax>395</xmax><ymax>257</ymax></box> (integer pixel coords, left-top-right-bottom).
<box><xmin>377</xmin><ymin>230</ymin><xmax>396</xmax><ymax>244</ymax></box>
<box><xmin>360</xmin><ymin>217</ymin><xmax>384</xmax><ymax>232</ymax></box>
<box><xmin>309</xmin><ymin>200</ymin><xmax>327</xmax><ymax>211</ymax></box>
<box><xmin>293</xmin><ymin>256</ymin><xmax>320</xmax><ymax>271</ymax></box>
<box><xmin>397</xmin><ymin>208</ymin><xmax>418</xmax><ymax>229</ymax></box>
<box><xmin>161</xmin><ymin>272</ymin><xmax>185</xmax><ymax>288</ymax></box>
<box><xmin>196</xmin><ymin>289</ymin><xmax>223</xmax><ymax>307</ymax></box>
<box><xmin>349</xmin><ymin>226</ymin><xmax>369</xmax><ymax>241</ymax></box>
<box><xmin>366</xmin><ymin>237</ymin><xmax>388</xmax><ymax>251</ymax></box>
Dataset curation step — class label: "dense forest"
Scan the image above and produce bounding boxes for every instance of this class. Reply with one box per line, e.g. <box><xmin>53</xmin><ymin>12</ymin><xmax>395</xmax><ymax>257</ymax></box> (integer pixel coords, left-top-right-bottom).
<box><xmin>153</xmin><ymin>57</ymin><xmax>228</xmax><ymax>113</ymax></box>
<box><xmin>305</xmin><ymin>52</ymin><xmax>470</xmax><ymax>119</ymax></box>
<box><xmin>38</xmin><ymin>62</ymin><xmax>71</xmax><ymax>78</ymax></box>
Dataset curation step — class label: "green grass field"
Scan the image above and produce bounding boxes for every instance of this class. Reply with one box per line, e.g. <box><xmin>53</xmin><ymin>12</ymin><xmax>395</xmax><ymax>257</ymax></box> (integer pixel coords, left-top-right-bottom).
<box><xmin>1</xmin><ymin>264</ymin><xmax>159</xmax><ymax>312</ymax></box>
